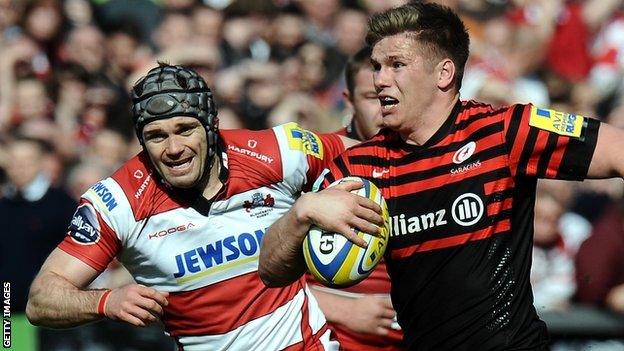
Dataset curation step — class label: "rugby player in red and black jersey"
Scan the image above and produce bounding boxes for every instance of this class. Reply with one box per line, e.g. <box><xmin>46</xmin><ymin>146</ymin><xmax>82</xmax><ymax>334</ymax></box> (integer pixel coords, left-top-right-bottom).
<box><xmin>259</xmin><ymin>3</ymin><xmax>624</xmax><ymax>351</ymax></box>
<box><xmin>308</xmin><ymin>46</ymin><xmax>404</xmax><ymax>351</ymax></box>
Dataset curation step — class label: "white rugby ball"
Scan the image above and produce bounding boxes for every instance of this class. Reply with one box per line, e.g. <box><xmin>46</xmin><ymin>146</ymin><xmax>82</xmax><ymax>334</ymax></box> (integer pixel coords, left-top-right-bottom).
<box><xmin>302</xmin><ymin>176</ymin><xmax>390</xmax><ymax>287</ymax></box>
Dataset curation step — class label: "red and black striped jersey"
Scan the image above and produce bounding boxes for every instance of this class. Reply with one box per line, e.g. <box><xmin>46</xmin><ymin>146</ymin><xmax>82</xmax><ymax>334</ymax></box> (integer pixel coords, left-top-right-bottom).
<box><xmin>317</xmin><ymin>100</ymin><xmax>600</xmax><ymax>350</ymax></box>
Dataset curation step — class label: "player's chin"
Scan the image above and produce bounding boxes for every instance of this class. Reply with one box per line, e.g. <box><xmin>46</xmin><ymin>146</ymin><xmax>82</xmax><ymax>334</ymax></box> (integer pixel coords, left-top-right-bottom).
<box><xmin>164</xmin><ymin>173</ymin><xmax>201</xmax><ymax>189</ymax></box>
<box><xmin>381</xmin><ymin>114</ymin><xmax>401</xmax><ymax>129</ymax></box>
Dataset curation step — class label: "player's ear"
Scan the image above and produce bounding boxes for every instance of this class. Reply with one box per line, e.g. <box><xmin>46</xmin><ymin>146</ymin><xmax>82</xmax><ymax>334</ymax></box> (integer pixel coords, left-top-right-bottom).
<box><xmin>343</xmin><ymin>89</ymin><xmax>354</xmax><ymax>109</ymax></box>
<box><xmin>437</xmin><ymin>58</ymin><xmax>455</xmax><ymax>90</ymax></box>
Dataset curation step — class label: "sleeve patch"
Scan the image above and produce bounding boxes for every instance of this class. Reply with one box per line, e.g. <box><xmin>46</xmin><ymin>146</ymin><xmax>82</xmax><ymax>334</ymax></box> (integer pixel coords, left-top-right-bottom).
<box><xmin>529</xmin><ymin>106</ymin><xmax>584</xmax><ymax>138</ymax></box>
<box><xmin>284</xmin><ymin>123</ymin><xmax>324</xmax><ymax>159</ymax></box>
<box><xmin>68</xmin><ymin>203</ymin><xmax>101</xmax><ymax>245</ymax></box>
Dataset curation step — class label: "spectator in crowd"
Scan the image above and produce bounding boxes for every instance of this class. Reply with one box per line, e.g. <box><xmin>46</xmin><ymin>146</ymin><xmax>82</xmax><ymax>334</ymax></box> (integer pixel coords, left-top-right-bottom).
<box><xmin>269</xmin><ymin>7</ymin><xmax>307</xmax><ymax>63</ymax></box>
<box><xmin>60</xmin><ymin>25</ymin><xmax>107</xmax><ymax>76</ymax></box>
<box><xmin>531</xmin><ymin>185</ymin><xmax>576</xmax><ymax>312</ymax></box>
<box><xmin>0</xmin><ymin>135</ymin><xmax>76</xmax><ymax>350</ymax></box>
<box><xmin>575</xmin><ymin>198</ymin><xmax>624</xmax><ymax>314</ymax></box>
<box><xmin>335</xmin><ymin>46</ymin><xmax>384</xmax><ymax>141</ymax></box>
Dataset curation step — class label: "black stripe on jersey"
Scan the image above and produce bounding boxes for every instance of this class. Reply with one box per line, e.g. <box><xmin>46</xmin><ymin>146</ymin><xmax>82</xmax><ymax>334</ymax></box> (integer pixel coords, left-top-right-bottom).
<box><xmin>536</xmin><ymin>132</ymin><xmax>559</xmax><ymax>177</ymax></box>
<box><xmin>517</xmin><ymin>122</ymin><xmax>540</xmax><ymax>177</ymax></box>
<box><xmin>333</xmin><ymin>156</ymin><xmax>352</xmax><ymax>179</ymax></box>
<box><xmin>347</xmin><ymin>121</ymin><xmax>505</xmax><ymax>167</ymax></box>
<box><xmin>556</xmin><ymin>117</ymin><xmax>600</xmax><ymax>180</ymax></box>
<box><xmin>494</xmin><ymin>207</ymin><xmax>513</xmax><ymax>221</ymax></box>
<box><xmin>325</xmin><ymin>169</ymin><xmax>336</xmax><ymax>184</ymax></box>
<box><xmin>454</xmin><ymin>107</ymin><xmax>508</xmax><ymax>132</ymax></box>
<box><xmin>505</xmin><ymin>104</ymin><xmax>526</xmax><ymax>154</ymax></box>
<box><xmin>487</xmin><ymin>188</ymin><xmax>515</xmax><ymax>203</ymax></box>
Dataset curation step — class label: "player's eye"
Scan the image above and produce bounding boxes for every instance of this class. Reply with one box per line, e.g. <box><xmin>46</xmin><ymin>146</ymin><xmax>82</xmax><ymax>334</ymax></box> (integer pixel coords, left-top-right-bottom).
<box><xmin>179</xmin><ymin>126</ymin><xmax>195</xmax><ymax>136</ymax></box>
<box><xmin>392</xmin><ymin>61</ymin><xmax>405</xmax><ymax>69</ymax></box>
<box><xmin>145</xmin><ymin>133</ymin><xmax>166</xmax><ymax>142</ymax></box>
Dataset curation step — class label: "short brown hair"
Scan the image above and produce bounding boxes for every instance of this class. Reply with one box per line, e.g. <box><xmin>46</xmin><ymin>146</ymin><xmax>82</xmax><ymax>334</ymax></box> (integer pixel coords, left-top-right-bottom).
<box><xmin>366</xmin><ymin>2</ymin><xmax>469</xmax><ymax>89</ymax></box>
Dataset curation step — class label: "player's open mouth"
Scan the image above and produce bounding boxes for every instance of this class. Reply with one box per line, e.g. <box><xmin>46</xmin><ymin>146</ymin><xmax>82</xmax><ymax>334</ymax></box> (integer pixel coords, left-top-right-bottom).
<box><xmin>165</xmin><ymin>157</ymin><xmax>193</xmax><ymax>173</ymax></box>
<box><xmin>379</xmin><ymin>95</ymin><xmax>399</xmax><ymax>113</ymax></box>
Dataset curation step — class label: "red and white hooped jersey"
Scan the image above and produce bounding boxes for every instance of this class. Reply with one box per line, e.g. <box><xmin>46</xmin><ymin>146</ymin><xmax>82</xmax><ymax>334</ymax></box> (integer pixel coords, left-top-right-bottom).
<box><xmin>59</xmin><ymin>123</ymin><xmax>344</xmax><ymax>350</ymax></box>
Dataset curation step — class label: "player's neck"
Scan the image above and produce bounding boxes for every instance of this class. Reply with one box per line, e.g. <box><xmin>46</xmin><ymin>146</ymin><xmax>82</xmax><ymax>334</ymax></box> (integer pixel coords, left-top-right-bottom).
<box><xmin>201</xmin><ymin>156</ymin><xmax>223</xmax><ymax>200</ymax></box>
<box><xmin>402</xmin><ymin>93</ymin><xmax>459</xmax><ymax>146</ymax></box>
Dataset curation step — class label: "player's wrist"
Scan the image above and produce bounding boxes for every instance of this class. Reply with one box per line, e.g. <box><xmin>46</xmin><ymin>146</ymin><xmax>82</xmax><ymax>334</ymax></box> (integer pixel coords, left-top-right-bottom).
<box><xmin>293</xmin><ymin>193</ymin><xmax>316</xmax><ymax>227</ymax></box>
<box><xmin>96</xmin><ymin>289</ymin><xmax>112</xmax><ymax>317</ymax></box>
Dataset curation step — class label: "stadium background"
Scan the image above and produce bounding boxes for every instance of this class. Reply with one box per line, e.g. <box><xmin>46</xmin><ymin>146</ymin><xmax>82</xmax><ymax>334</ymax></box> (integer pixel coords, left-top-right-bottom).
<box><xmin>1</xmin><ymin>0</ymin><xmax>624</xmax><ymax>350</ymax></box>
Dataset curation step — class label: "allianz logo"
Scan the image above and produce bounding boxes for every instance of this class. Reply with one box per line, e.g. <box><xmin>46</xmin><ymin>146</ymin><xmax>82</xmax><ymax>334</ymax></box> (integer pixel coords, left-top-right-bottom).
<box><xmin>390</xmin><ymin>193</ymin><xmax>484</xmax><ymax>236</ymax></box>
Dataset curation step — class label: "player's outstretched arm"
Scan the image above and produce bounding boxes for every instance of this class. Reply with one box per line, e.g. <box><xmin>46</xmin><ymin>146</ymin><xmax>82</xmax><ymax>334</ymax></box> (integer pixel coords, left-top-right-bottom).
<box><xmin>587</xmin><ymin>122</ymin><xmax>624</xmax><ymax>178</ymax></box>
<box><xmin>26</xmin><ymin>248</ymin><xmax>169</xmax><ymax>328</ymax></box>
<box><xmin>258</xmin><ymin>181</ymin><xmax>382</xmax><ymax>287</ymax></box>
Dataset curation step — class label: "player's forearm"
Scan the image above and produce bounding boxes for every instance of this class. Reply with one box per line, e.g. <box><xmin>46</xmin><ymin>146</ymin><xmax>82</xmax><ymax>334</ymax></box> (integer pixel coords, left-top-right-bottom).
<box><xmin>26</xmin><ymin>271</ymin><xmax>106</xmax><ymax>328</ymax></box>
<box><xmin>310</xmin><ymin>287</ymin><xmax>353</xmax><ymax>326</ymax></box>
<box><xmin>258</xmin><ymin>196</ymin><xmax>313</xmax><ymax>287</ymax></box>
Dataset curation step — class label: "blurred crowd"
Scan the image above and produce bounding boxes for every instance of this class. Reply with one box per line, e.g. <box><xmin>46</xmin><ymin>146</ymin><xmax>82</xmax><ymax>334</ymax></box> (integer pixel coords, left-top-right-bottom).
<box><xmin>2</xmin><ymin>0</ymin><xmax>624</xmax><ymax>349</ymax></box>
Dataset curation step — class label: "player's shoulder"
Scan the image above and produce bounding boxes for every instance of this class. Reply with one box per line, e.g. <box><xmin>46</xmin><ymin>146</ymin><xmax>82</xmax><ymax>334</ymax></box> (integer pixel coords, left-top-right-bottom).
<box><xmin>457</xmin><ymin>99</ymin><xmax>517</xmax><ymax>121</ymax></box>
<box><xmin>221</xmin><ymin>127</ymin><xmax>281</xmax><ymax>156</ymax></box>
<box><xmin>342</xmin><ymin>128</ymin><xmax>391</xmax><ymax>155</ymax></box>
<box><xmin>91</xmin><ymin>152</ymin><xmax>180</xmax><ymax>220</ymax></box>
<box><xmin>220</xmin><ymin>127</ymin><xmax>283</xmax><ymax>171</ymax></box>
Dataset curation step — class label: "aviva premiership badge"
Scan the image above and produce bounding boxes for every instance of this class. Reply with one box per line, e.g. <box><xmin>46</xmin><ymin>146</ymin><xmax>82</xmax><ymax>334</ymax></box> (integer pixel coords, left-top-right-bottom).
<box><xmin>529</xmin><ymin>106</ymin><xmax>584</xmax><ymax>138</ymax></box>
<box><xmin>284</xmin><ymin>122</ymin><xmax>324</xmax><ymax>159</ymax></box>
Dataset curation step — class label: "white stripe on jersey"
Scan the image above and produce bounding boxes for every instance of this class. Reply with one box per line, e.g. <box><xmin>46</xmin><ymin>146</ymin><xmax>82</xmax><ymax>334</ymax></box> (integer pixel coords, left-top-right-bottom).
<box><xmin>176</xmin><ymin>288</ymin><xmax>338</xmax><ymax>351</ymax></box>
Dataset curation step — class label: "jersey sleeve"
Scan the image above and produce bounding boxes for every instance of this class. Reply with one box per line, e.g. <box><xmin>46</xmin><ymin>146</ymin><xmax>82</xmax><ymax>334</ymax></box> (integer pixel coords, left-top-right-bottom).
<box><xmin>273</xmin><ymin>123</ymin><xmax>345</xmax><ymax>192</ymax></box>
<box><xmin>310</xmin><ymin>153</ymin><xmax>354</xmax><ymax>193</ymax></box>
<box><xmin>504</xmin><ymin>103</ymin><xmax>600</xmax><ymax>180</ymax></box>
<box><xmin>57</xmin><ymin>179</ymin><xmax>125</xmax><ymax>272</ymax></box>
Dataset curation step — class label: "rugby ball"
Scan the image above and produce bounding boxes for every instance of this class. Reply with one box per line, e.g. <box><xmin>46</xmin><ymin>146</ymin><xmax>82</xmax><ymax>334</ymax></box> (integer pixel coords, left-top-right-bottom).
<box><xmin>302</xmin><ymin>177</ymin><xmax>390</xmax><ymax>287</ymax></box>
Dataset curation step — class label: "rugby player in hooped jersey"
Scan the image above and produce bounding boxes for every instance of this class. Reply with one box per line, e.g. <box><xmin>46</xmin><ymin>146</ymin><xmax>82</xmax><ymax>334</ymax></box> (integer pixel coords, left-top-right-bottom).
<box><xmin>25</xmin><ymin>63</ymin><xmax>376</xmax><ymax>350</ymax></box>
<box><xmin>259</xmin><ymin>3</ymin><xmax>624</xmax><ymax>351</ymax></box>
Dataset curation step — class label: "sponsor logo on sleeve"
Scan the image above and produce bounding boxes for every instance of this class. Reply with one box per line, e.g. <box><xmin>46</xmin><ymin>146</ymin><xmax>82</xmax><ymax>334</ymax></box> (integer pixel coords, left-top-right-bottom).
<box><xmin>284</xmin><ymin>123</ymin><xmax>324</xmax><ymax>159</ymax></box>
<box><xmin>68</xmin><ymin>203</ymin><xmax>100</xmax><ymax>245</ymax></box>
<box><xmin>88</xmin><ymin>182</ymin><xmax>118</xmax><ymax>211</ymax></box>
<box><xmin>529</xmin><ymin>106</ymin><xmax>584</xmax><ymax>138</ymax></box>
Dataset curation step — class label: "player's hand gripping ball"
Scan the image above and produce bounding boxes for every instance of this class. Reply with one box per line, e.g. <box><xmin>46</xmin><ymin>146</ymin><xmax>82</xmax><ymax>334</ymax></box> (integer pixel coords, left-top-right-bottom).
<box><xmin>303</xmin><ymin>177</ymin><xmax>390</xmax><ymax>287</ymax></box>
